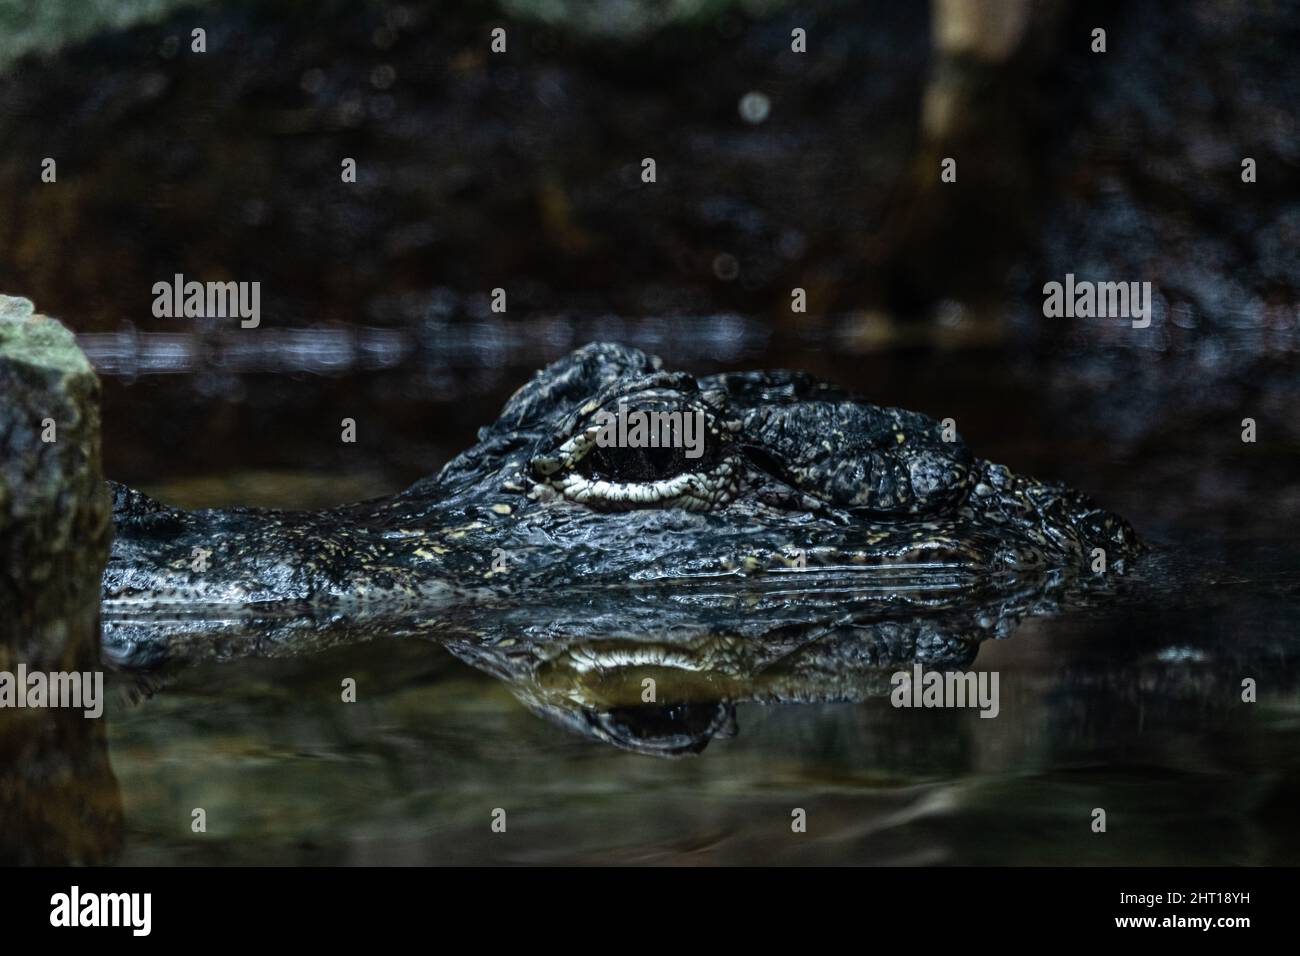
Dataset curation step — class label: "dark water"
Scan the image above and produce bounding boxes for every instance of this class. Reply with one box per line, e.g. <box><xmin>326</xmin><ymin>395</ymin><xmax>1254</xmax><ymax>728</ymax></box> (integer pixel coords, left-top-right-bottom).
<box><xmin>88</xmin><ymin>342</ymin><xmax>1300</xmax><ymax>866</ymax></box>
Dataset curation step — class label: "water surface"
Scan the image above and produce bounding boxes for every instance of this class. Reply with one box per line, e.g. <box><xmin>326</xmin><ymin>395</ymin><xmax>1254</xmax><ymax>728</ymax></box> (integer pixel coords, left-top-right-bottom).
<box><xmin>92</xmin><ymin>344</ymin><xmax>1300</xmax><ymax>866</ymax></box>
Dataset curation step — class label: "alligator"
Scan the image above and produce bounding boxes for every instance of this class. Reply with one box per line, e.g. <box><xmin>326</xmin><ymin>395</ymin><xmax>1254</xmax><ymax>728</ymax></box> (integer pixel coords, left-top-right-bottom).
<box><xmin>105</xmin><ymin>342</ymin><xmax>1141</xmax><ymax>613</ymax></box>
<box><xmin>100</xmin><ymin>342</ymin><xmax>1147</xmax><ymax>752</ymax></box>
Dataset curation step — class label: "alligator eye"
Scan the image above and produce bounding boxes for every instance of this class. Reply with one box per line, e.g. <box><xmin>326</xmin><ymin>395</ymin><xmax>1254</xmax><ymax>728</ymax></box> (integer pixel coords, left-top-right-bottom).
<box><xmin>531</xmin><ymin>396</ymin><xmax>740</xmax><ymax>511</ymax></box>
<box><xmin>582</xmin><ymin>444</ymin><xmax>694</xmax><ymax>483</ymax></box>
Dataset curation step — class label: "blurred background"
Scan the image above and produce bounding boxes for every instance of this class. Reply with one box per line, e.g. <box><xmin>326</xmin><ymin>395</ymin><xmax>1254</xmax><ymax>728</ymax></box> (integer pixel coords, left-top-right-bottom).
<box><xmin>1</xmin><ymin>0</ymin><xmax>1298</xmax><ymax>864</ymax></box>
<box><xmin>0</xmin><ymin>0</ymin><xmax>1294</xmax><ymax>517</ymax></box>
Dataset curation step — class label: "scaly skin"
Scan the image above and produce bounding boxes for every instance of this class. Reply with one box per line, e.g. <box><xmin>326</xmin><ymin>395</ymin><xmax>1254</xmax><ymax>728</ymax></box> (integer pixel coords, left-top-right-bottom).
<box><xmin>103</xmin><ymin>342</ymin><xmax>1142</xmax><ymax>612</ymax></box>
<box><xmin>102</xmin><ymin>343</ymin><xmax>1145</xmax><ymax>753</ymax></box>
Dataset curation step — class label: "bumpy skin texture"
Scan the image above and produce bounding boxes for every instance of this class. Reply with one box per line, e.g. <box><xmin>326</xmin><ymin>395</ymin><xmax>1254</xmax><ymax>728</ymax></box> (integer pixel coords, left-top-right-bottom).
<box><xmin>103</xmin><ymin>343</ymin><xmax>1142</xmax><ymax>610</ymax></box>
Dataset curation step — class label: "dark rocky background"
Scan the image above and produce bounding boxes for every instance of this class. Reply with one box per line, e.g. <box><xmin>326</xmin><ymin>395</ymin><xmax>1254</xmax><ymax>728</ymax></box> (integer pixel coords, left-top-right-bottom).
<box><xmin>1</xmin><ymin>1</ymin><xmax>1296</xmax><ymax>524</ymax></box>
<box><xmin>1</xmin><ymin>0</ymin><xmax>1299</xmax><ymax>867</ymax></box>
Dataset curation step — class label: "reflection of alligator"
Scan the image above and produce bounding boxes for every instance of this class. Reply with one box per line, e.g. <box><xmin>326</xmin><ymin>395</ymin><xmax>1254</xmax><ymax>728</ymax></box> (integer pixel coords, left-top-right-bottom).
<box><xmin>105</xmin><ymin>343</ymin><xmax>1141</xmax><ymax>609</ymax></box>
<box><xmin>105</xmin><ymin>575</ymin><xmax>1079</xmax><ymax>756</ymax></box>
<box><xmin>441</xmin><ymin>582</ymin><xmax>1060</xmax><ymax>756</ymax></box>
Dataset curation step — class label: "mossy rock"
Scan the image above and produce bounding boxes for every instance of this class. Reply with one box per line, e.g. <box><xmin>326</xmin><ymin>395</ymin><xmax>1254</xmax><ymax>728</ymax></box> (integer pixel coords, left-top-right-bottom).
<box><xmin>0</xmin><ymin>294</ymin><xmax>111</xmax><ymax>666</ymax></box>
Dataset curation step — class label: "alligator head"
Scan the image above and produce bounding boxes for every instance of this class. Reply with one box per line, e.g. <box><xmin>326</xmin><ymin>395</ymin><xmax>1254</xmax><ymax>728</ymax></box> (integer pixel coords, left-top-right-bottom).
<box><xmin>104</xmin><ymin>342</ymin><xmax>1141</xmax><ymax>611</ymax></box>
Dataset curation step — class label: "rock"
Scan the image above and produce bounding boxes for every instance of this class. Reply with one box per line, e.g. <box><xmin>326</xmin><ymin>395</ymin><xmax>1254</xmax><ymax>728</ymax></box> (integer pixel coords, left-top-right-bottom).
<box><xmin>0</xmin><ymin>294</ymin><xmax>112</xmax><ymax>664</ymax></box>
<box><xmin>0</xmin><ymin>294</ymin><xmax>120</xmax><ymax>865</ymax></box>
<box><xmin>0</xmin><ymin>290</ymin><xmax>111</xmax><ymax>621</ymax></box>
